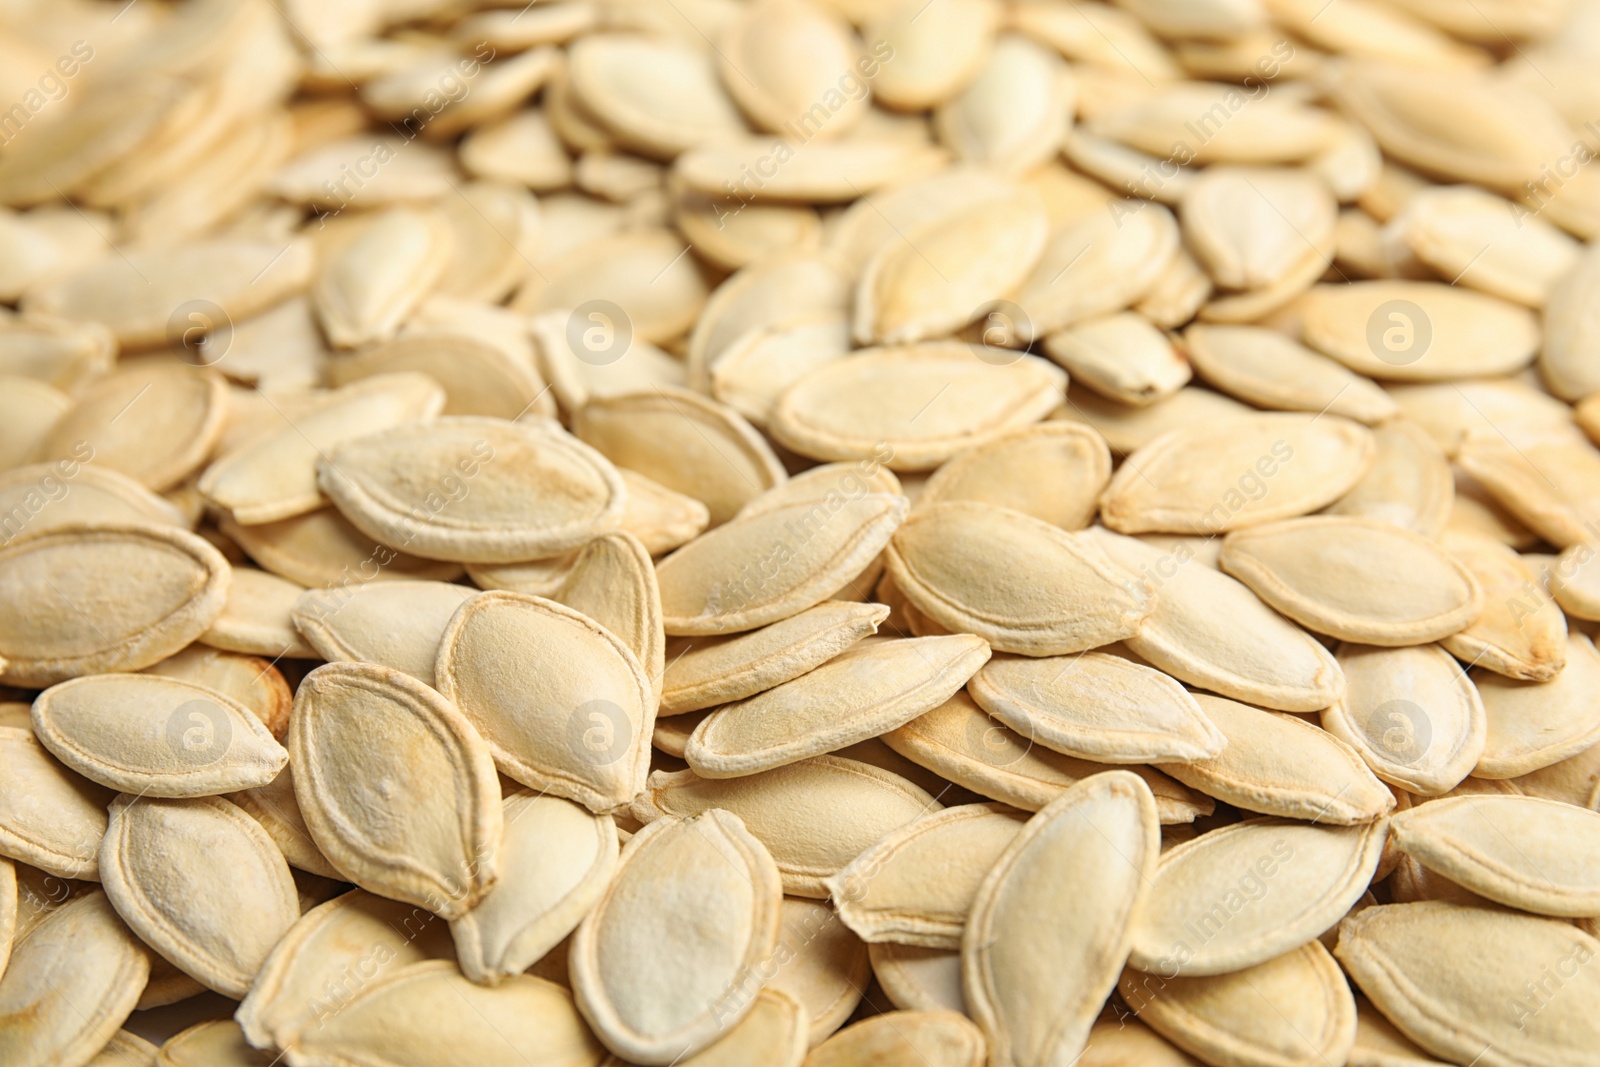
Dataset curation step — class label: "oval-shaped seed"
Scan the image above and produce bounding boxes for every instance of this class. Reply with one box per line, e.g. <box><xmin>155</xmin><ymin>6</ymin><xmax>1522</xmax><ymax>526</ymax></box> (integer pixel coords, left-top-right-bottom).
<box><xmin>1089</xmin><ymin>82</ymin><xmax>1337</xmax><ymax>165</ymax></box>
<box><xmin>965</xmin><ymin>771</ymin><xmax>1159</xmax><ymax>1067</ymax></box>
<box><xmin>38</xmin><ymin>365</ymin><xmax>227</xmax><ymax>492</ymax></box>
<box><xmin>1438</xmin><ymin>533</ymin><xmax>1566</xmax><ymax>681</ymax></box>
<box><xmin>31</xmin><ymin>673</ymin><xmax>287</xmax><ymax>798</ymax></box>
<box><xmin>199</xmin><ymin>373</ymin><xmax>447</xmax><ymax>525</ymax></box>
<box><xmin>1323</xmin><ymin>643</ymin><xmax>1485</xmax><ymax>797</ymax></box>
<box><xmin>709</xmin><ymin>316</ymin><xmax>851</xmax><ymax>428</ymax></box>
<box><xmin>883</xmin><ymin>691</ymin><xmax>1212</xmax><ymax>823</ymax></box>
<box><xmin>1015</xmin><ymin>203</ymin><xmax>1180</xmax><ymax>335</ymax></box>
<box><xmin>230</xmin><ymin>765</ymin><xmax>341</xmax><ymax>879</ymax></box>
<box><xmin>0</xmin><ymin>892</ymin><xmax>149</xmax><ymax>1067</ymax></box>
<box><xmin>292</xmin><ymin>579</ymin><xmax>476</xmax><ymax>688</ymax></box>
<box><xmin>1183</xmin><ymin>324</ymin><xmax>1397</xmax><ymax>426</ymax></box>
<box><xmin>571</xmin><ymin>811</ymin><xmax>782</xmax><ymax>1064</ymax></box>
<box><xmin>99</xmin><ymin>794</ymin><xmax>297</xmax><ymax>998</ymax></box>
<box><xmin>768</xmin><ymin>896</ymin><xmax>869</xmax><ymax>1044</ymax></box>
<box><xmin>629</xmin><ymin>757</ymin><xmax>939</xmax><ymax>898</ymax></box>
<box><xmin>718</xmin><ymin>0</ymin><xmax>865</xmax><ymax>136</ymax></box>
<box><xmin>0</xmin><ymin>374</ymin><xmax>68</xmax><ymax>469</ymax></box>
<box><xmin>313</xmin><ymin>209</ymin><xmax>452</xmax><ymax>348</ymax></box>
<box><xmin>871</xmin><ymin>942</ymin><xmax>966</xmax><ymax>1015</ymax></box>
<box><xmin>1128</xmin><ymin>817</ymin><xmax>1387</xmax><ymax>977</ymax></box>
<box><xmin>1089</xmin><ymin>528</ymin><xmax>1345</xmax><ymax>711</ymax></box>
<box><xmin>551</xmin><ymin>531</ymin><xmax>664</xmax><ymax>700</ymax></box>
<box><xmin>1550</xmin><ymin>540</ymin><xmax>1600</xmax><ymax>620</ymax></box>
<box><xmin>0</xmin><ymin>523</ymin><xmax>230</xmax><ymax>687</ymax></box>
<box><xmin>1218</xmin><ymin>517</ymin><xmax>1482</xmax><ymax>645</ymax></box>
<box><xmin>0</xmin><ymin>463</ymin><xmax>186</xmax><ymax>537</ymax></box>
<box><xmin>1389</xmin><ymin>794</ymin><xmax>1600</xmax><ymax>917</ymax></box>
<box><xmin>1101</xmin><ymin>414</ymin><xmax>1375</xmax><ymax>535</ymax></box>
<box><xmin>153</xmin><ymin>1020</ymin><xmax>269</xmax><ymax>1067</ymax></box>
<box><xmin>916</xmin><ymin>422</ymin><xmax>1110</xmax><ymax>531</ymax></box>
<box><xmin>330</xmin><ymin>330</ymin><xmax>550</xmax><ymax>422</ymax></box>
<box><xmin>1337</xmin><ymin>901</ymin><xmax>1600</xmax><ymax>1067</ymax></box>
<box><xmin>1122</xmin><ymin>942</ymin><xmax>1356</xmax><ymax>1067</ymax></box>
<box><xmin>855</xmin><ymin>194</ymin><xmax>1049</xmax><ymax>345</ymax></box>
<box><xmin>769</xmin><ymin>346</ymin><xmax>1066</xmax><ymax>472</ymax></box>
<box><xmin>1325</xmin><ymin>419</ymin><xmax>1453</xmax><ymax>536</ymax></box>
<box><xmin>0</xmin><ymin>727</ymin><xmax>112</xmax><ymax>879</ymax></box>
<box><xmin>1540</xmin><ymin>241</ymin><xmax>1600</xmax><ymax>400</ymax></box>
<box><xmin>1349</xmin><ymin>998</ymin><xmax>1445</xmax><ymax>1067</ymax></box>
<box><xmin>662</xmin><ymin>601</ymin><xmax>889</xmax><ymax>715</ymax></box>
<box><xmin>655</xmin><ymin>494</ymin><xmax>906</xmax><ymax>636</ymax></box>
<box><xmin>320</xmin><ymin>416</ymin><xmax>626</xmax><ymax>564</ymax></box>
<box><xmin>865</xmin><ymin>0</ymin><xmax>998</xmax><ymax>109</ymax></box>
<box><xmin>663</xmin><ymin>986</ymin><xmax>806</xmax><ymax>1067</ymax></box>
<box><xmin>1075</xmin><ymin>1020</ymin><xmax>1205</xmax><ymax>1067</ymax></box>
<box><xmin>22</xmin><ymin>237</ymin><xmax>313</xmax><ymax>349</ymax></box>
<box><xmin>291</xmin><ymin>662</ymin><xmax>502</xmax><ymax>919</ymax></box>
<box><xmin>90</xmin><ymin>1031</ymin><xmax>160</xmax><ymax>1067</ymax></box>
<box><xmin>283</xmin><ymin>961</ymin><xmax>607</xmax><ymax>1066</ymax></box>
<box><xmin>524</xmin><ymin>228</ymin><xmax>710</xmax><ymax>344</ymax></box>
<box><xmin>1299</xmin><ymin>281</ymin><xmax>1540</xmax><ymax>381</ymax></box>
<box><xmin>145</xmin><ymin>646</ymin><xmax>292</xmax><ymax>741</ymax></box>
<box><xmin>1474</xmin><ymin>633</ymin><xmax>1600</xmax><ymax>778</ymax></box>
<box><xmin>569</xmin><ymin>34</ymin><xmax>747</xmax><ymax>158</ymax></box>
<box><xmin>201</xmin><ymin>568</ymin><xmax>314</xmax><ymax>659</ymax></box>
<box><xmin>237</xmin><ymin>889</ymin><xmax>457</xmax><ymax>1049</ymax></box>
<box><xmin>1067</xmin><ymin>309</ymin><xmax>1198</xmax><ymax>406</ymax></box>
<box><xmin>936</xmin><ymin>34</ymin><xmax>1071</xmax><ymax>174</ymax></box>
<box><xmin>1159</xmin><ymin>693</ymin><xmax>1395</xmax><ymax>824</ymax></box>
<box><xmin>1182</xmin><ymin>166</ymin><xmax>1338</xmax><ymax>291</ymax></box>
<box><xmin>886</xmin><ymin>502</ymin><xmax>1152</xmax><ymax>656</ymax></box>
<box><xmin>1398</xmin><ymin>185</ymin><xmax>1578</xmax><ymax>307</ymax></box>
<box><xmin>1454</xmin><ymin>424</ymin><xmax>1600</xmax><ymax>550</ymax></box>
<box><xmin>220</xmin><ymin>509</ymin><xmax>463</xmax><ymax>588</ymax></box>
<box><xmin>574</xmin><ymin>387</ymin><xmax>786</xmax><ymax>526</ymax></box>
<box><xmin>686</xmin><ymin>635</ymin><xmax>991</xmax><ymax>778</ymax></box>
<box><xmin>807</xmin><ymin>1010</ymin><xmax>986</xmax><ymax>1067</ymax></box>
<box><xmin>826</xmin><ymin>803</ymin><xmax>1025</xmax><ymax>949</ymax></box>
<box><xmin>452</xmin><ymin>791</ymin><xmax>619</xmax><ymax>986</ymax></box>
<box><xmin>969</xmin><ymin>651</ymin><xmax>1226</xmax><ymax>764</ymax></box>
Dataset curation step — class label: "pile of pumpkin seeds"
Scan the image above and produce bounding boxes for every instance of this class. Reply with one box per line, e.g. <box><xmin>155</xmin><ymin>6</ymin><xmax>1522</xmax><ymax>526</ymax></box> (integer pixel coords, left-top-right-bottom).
<box><xmin>4</xmin><ymin>0</ymin><xmax>1600</xmax><ymax>1064</ymax></box>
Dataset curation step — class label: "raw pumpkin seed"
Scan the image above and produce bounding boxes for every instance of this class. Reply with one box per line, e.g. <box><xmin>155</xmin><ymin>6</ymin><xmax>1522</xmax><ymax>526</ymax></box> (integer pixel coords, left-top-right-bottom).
<box><xmin>1474</xmin><ymin>633</ymin><xmax>1600</xmax><ymax>779</ymax></box>
<box><xmin>291</xmin><ymin>579</ymin><xmax>476</xmax><ymax>688</ymax></box>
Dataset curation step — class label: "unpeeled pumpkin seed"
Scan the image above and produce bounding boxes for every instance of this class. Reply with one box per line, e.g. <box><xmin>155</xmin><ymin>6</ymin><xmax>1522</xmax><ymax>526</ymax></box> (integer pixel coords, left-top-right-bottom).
<box><xmin>768</xmin><ymin>895</ymin><xmax>870</xmax><ymax>1046</ymax></box>
<box><xmin>291</xmin><ymin>579</ymin><xmax>476</xmax><ymax>688</ymax></box>
<box><xmin>806</xmin><ymin>1010</ymin><xmax>987</xmax><ymax>1067</ymax></box>
<box><xmin>0</xmin><ymin>726</ymin><xmax>113</xmax><ymax>880</ymax></box>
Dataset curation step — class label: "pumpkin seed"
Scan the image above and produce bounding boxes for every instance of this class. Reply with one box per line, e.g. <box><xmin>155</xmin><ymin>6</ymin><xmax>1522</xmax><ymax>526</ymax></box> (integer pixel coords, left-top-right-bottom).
<box><xmin>290</xmin><ymin>662</ymin><xmax>503</xmax><ymax>919</ymax></box>
<box><xmin>1100</xmin><ymin>414</ymin><xmax>1375</xmax><ymax>535</ymax></box>
<box><xmin>967</xmin><ymin>651</ymin><xmax>1228</xmax><ymax>763</ymax></box>
<box><xmin>1181</xmin><ymin>166</ymin><xmax>1338</xmax><ymax>291</ymax></box>
<box><xmin>1438</xmin><ymin>533</ymin><xmax>1566</xmax><ymax>681</ymax></box>
<box><xmin>629</xmin><ymin>757</ymin><xmax>940</xmax><ymax>897</ymax></box>
<box><xmin>1127</xmin><ymin>817</ymin><xmax>1388</xmax><ymax>977</ymax></box>
<box><xmin>1322</xmin><ymin>643</ymin><xmax>1485</xmax><ymax>796</ymax></box>
<box><xmin>1043</xmin><ymin>313</ymin><xmax>1192</xmax><ymax>408</ymax></box>
<box><xmin>0</xmin><ymin>522</ymin><xmax>231</xmax><ymax>686</ymax></box>
<box><xmin>1337</xmin><ymin>901</ymin><xmax>1600</xmax><ymax>1067</ymax></box>
<box><xmin>144</xmin><ymin>645</ymin><xmax>292</xmax><ymax>740</ymax></box>
<box><xmin>935</xmin><ymin>35</ymin><xmax>1073</xmax><ymax>174</ymax></box>
<box><xmin>154</xmin><ymin>1020</ymin><xmax>271</xmax><ymax>1066</ymax></box>
<box><xmin>865</xmin><ymin>0</ymin><xmax>1000</xmax><ymax>110</ymax></box>
<box><xmin>1473</xmin><ymin>633</ymin><xmax>1600</xmax><ymax>778</ymax></box>
<box><xmin>806</xmin><ymin>1010</ymin><xmax>986</xmax><ymax>1066</ymax></box>
<box><xmin>1397</xmin><ymin>184</ymin><xmax>1579</xmax><ymax>307</ymax></box>
<box><xmin>0</xmin><ymin>891</ymin><xmax>149</xmax><ymax>1067</ymax></box>
<box><xmin>1217</xmin><ymin>517</ymin><xmax>1483</xmax><ymax>645</ymax></box>
<box><xmin>571</xmin><ymin>811</ymin><xmax>783</xmax><ymax>1063</ymax></box>
<box><xmin>915</xmin><ymin>423</ymin><xmax>1110</xmax><ymax>531</ymax></box>
<box><xmin>292</xmin><ymin>579</ymin><xmax>475</xmax><ymax>688</ymax></box>
<box><xmin>453</xmin><ymin>790</ymin><xmax>619</xmax><ymax>986</ymax></box>
<box><xmin>766</xmin><ymin>895</ymin><xmax>869</xmax><ymax>1045</ymax></box>
<box><xmin>435</xmin><ymin>590</ymin><xmax>654</xmax><ymax>813</ymax></box>
<box><xmin>1182</xmin><ymin>324</ymin><xmax>1397</xmax><ymax>426</ymax></box>
<box><xmin>320</xmin><ymin>416</ymin><xmax>626</xmax><ymax>564</ymax></box>
<box><xmin>886</xmin><ymin>502</ymin><xmax>1152</xmax><ymax>655</ymax></box>
<box><xmin>1156</xmin><ymin>693</ymin><xmax>1395</xmax><ymax>824</ymax></box>
<box><xmin>826</xmin><ymin>802</ymin><xmax>1025</xmax><ymax>949</ymax></box>
<box><xmin>0</xmin><ymin>727</ymin><xmax>112</xmax><ymax>880</ymax></box>
<box><xmin>31</xmin><ymin>673</ymin><xmax>287</xmax><ymax>797</ymax></box>
<box><xmin>100</xmin><ymin>794</ymin><xmax>297</xmax><ymax>997</ymax></box>
<box><xmin>1014</xmin><ymin>203</ymin><xmax>1180</xmax><ymax>335</ymax></box>
<box><xmin>313</xmin><ymin>209</ymin><xmax>453</xmax><ymax>349</ymax></box>
<box><xmin>870</xmin><ymin>942</ymin><xmax>967</xmax><ymax>1015</ymax></box>
<box><xmin>569</xmin><ymin>34</ymin><xmax>748</xmax><ymax>159</ymax></box>
<box><xmin>1122</xmin><ymin>941</ymin><xmax>1356</xmax><ymax>1067</ymax></box>
<box><xmin>1325</xmin><ymin>420</ymin><xmax>1453</xmax><ymax>535</ymax></box>
<box><xmin>326</xmin><ymin>331</ymin><xmax>552</xmax><ymax>422</ymax></box>
<box><xmin>964</xmin><ymin>771</ymin><xmax>1159</xmax><ymax>1067</ymax></box>
<box><xmin>90</xmin><ymin>1031</ymin><xmax>160</xmax><ymax>1067</ymax></box>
